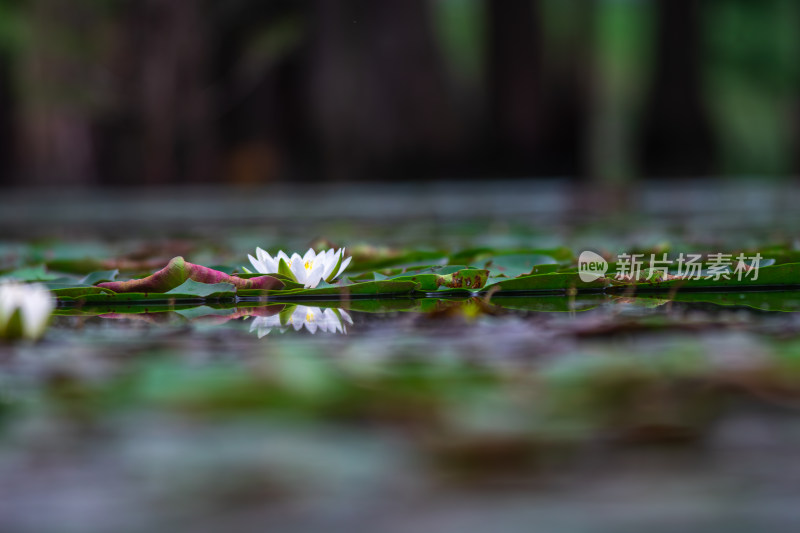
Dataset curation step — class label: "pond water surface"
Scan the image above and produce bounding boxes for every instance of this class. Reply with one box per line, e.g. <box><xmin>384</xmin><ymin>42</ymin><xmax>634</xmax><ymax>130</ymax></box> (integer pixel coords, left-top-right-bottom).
<box><xmin>3</xmin><ymin>183</ymin><xmax>800</xmax><ymax>533</ymax></box>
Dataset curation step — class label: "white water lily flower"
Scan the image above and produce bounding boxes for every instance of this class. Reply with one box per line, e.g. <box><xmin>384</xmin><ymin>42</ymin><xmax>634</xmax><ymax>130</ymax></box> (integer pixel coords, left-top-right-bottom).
<box><xmin>0</xmin><ymin>281</ymin><xmax>54</xmax><ymax>340</ymax></box>
<box><xmin>249</xmin><ymin>305</ymin><xmax>352</xmax><ymax>337</ymax></box>
<box><xmin>246</xmin><ymin>247</ymin><xmax>352</xmax><ymax>289</ymax></box>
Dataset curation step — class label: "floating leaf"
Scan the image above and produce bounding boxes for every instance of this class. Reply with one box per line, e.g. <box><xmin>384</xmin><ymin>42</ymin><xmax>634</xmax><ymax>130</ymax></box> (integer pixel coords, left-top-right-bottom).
<box><xmin>483</xmin><ymin>254</ymin><xmax>564</xmax><ymax>279</ymax></box>
<box><xmin>165</xmin><ymin>280</ymin><xmax>237</xmax><ymax>298</ymax></box>
<box><xmin>51</xmin><ymin>286</ymin><xmax>115</xmax><ymax>298</ymax></box>
<box><xmin>484</xmin><ymin>272</ymin><xmax>609</xmax><ymax>292</ymax></box>
<box><xmin>98</xmin><ymin>257</ymin><xmax>285</xmax><ymax>293</ymax></box>
<box><xmin>449</xmin><ymin>246</ymin><xmax>573</xmax><ymax>265</ymax></box>
<box><xmin>42</xmin><ymin>279</ymin><xmax>90</xmax><ymax>290</ymax></box>
<box><xmin>80</xmin><ymin>269</ymin><xmax>119</xmax><ymax>286</ymax></box>
<box><xmin>386</xmin><ymin>267</ymin><xmax>489</xmax><ymax>291</ymax></box>
<box><xmin>266</xmin><ymin>280</ymin><xmax>419</xmax><ymax>299</ymax></box>
<box><xmin>349</xmin><ymin>250</ymin><xmax>447</xmax><ymax>272</ymax></box>
<box><xmin>0</xmin><ymin>265</ymin><xmax>60</xmax><ymax>282</ymax></box>
<box><xmin>45</xmin><ymin>258</ymin><xmax>108</xmax><ymax>275</ymax></box>
<box><xmin>59</xmin><ymin>292</ymin><xmax>206</xmax><ymax>304</ymax></box>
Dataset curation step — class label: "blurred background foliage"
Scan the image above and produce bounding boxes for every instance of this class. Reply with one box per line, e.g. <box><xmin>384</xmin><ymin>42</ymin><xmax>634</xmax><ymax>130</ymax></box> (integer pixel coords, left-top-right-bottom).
<box><xmin>0</xmin><ymin>0</ymin><xmax>798</xmax><ymax>186</ymax></box>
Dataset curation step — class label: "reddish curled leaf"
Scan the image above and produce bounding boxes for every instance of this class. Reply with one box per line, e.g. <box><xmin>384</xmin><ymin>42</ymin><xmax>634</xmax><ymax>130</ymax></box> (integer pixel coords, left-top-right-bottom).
<box><xmin>97</xmin><ymin>257</ymin><xmax>284</xmax><ymax>293</ymax></box>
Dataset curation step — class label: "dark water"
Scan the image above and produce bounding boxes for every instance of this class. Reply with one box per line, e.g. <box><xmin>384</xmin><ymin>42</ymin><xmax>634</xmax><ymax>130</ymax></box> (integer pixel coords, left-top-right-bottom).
<box><xmin>3</xmin><ymin>183</ymin><xmax>800</xmax><ymax>532</ymax></box>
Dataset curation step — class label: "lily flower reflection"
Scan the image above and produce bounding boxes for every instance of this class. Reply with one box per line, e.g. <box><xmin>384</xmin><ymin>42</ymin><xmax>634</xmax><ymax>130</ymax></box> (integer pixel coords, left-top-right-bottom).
<box><xmin>249</xmin><ymin>305</ymin><xmax>353</xmax><ymax>337</ymax></box>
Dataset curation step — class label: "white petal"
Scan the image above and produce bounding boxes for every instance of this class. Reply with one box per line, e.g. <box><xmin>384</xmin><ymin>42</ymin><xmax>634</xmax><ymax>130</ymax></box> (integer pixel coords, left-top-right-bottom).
<box><xmin>335</xmin><ymin>256</ymin><xmax>352</xmax><ymax>279</ymax></box>
<box><xmin>256</xmin><ymin>247</ymin><xmax>270</xmax><ymax>263</ymax></box>
<box><xmin>0</xmin><ymin>284</ymin><xmax>21</xmax><ymax>313</ymax></box>
<box><xmin>304</xmin><ymin>264</ymin><xmax>325</xmax><ymax>288</ymax></box>
<box><xmin>339</xmin><ymin>309</ymin><xmax>353</xmax><ymax>324</ymax></box>
<box><xmin>248</xmin><ymin>254</ymin><xmax>266</xmax><ymax>273</ymax></box>
<box><xmin>303</xmin><ymin>248</ymin><xmax>316</xmax><ymax>263</ymax></box>
<box><xmin>2</xmin><ymin>284</ymin><xmax>53</xmax><ymax>339</ymax></box>
<box><xmin>292</xmin><ymin>266</ymin><xmax>307</xmax><ymax>284</ymax></box>
<box><xmin>322</xmin><ymin>250</ymin><xmax>340</xmax><ymax>280</ymax></box>
<box><xmin>288</xmin><ymin>253</ymin><xmax>304</xmax><ymax>280</ymax></box>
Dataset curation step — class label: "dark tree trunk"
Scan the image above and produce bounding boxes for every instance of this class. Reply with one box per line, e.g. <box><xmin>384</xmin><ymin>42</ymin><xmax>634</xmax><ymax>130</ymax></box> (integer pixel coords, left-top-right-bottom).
<box><xmin>213</xmin><ymin>0</ymin><xmax>312</xmax><ymax>184</ymax></box>
<box><xmin>0</xmin><ymin>53</ymin><xmax>15</xmax><ymax>185</ymax></box>
<box><xmin>95</xmin><ymin>0</ymin><xmax>217</xmax><ymax>186</ymax></box>
<box><xmin>641</xmin><ymin>0</ymin><xmax>714</xmax><ymax>177</ymax></box>
<box><xmin>485</xmin><ymin>0</ymin><xmax>542</xmax><ymax>174</ymax></box>
<box><xmin>307</xmin><ymin>0</ymin><xmax>457</xmax><ymax>181</ymax></box>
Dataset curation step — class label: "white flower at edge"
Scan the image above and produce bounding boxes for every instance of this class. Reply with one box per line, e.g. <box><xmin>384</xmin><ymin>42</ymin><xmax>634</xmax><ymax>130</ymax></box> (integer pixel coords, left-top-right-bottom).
<box><xmin>249</xmin><ymin>306</ymin><xmax>353</xmax><ymax>337</ymax></box>
<box><xmin>246</xmin><ymin>247</ymin><xmax>352</xmax><ymax>289</ymax></box>
<box><xmin>0</xmin><ymin>281</ymin><xmax>54</xmax><ymax>340</ymax></box>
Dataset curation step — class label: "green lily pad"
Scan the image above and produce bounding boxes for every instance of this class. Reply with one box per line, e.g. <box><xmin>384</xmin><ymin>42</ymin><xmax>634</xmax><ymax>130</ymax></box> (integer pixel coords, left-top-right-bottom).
<box><xmin>265</xmin><ymin>280</ymin><xmax>420</xmax><ymax>298</ymax></box>
<box><xmin>0</xmin><ymin>264</ymin><xmax>61</xmax><ymax>282</ymax></box>
<box><xmin>449</xmin><ymin>246</ymin><xmax>573</xmax><ymax>265</ymax></box>
<box><xmin>80</xmin><ymin>269</ymin><xmax>119</xmax><ymax>286</ymax></box>
<box><xmin>386</xmin><ymin>267</ymin><xmax>489</xmax><ymax>291</ymax></box>
<box><xmin>165</xmin><ymin>279</ymin><xmax>237</xmax><ymax>298</ymax></box>
<box><xmin>349</xmin><ymin>251</ymin><xmax>447</xmax><ymax>272</ymax></box>
<box><xmin>483</xmin><ymin>254</ymin><xmax>565</xmax><ymax>279</ymax></box>
<box><xmin>51</xmin><ymin>286</ymin><xmax>115</xmax><ymax>298</ymax></box>
<box><xmin>484</xmin><ymin>272</ymin><xmax>609</xmax><ymax>292</ymax></box>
